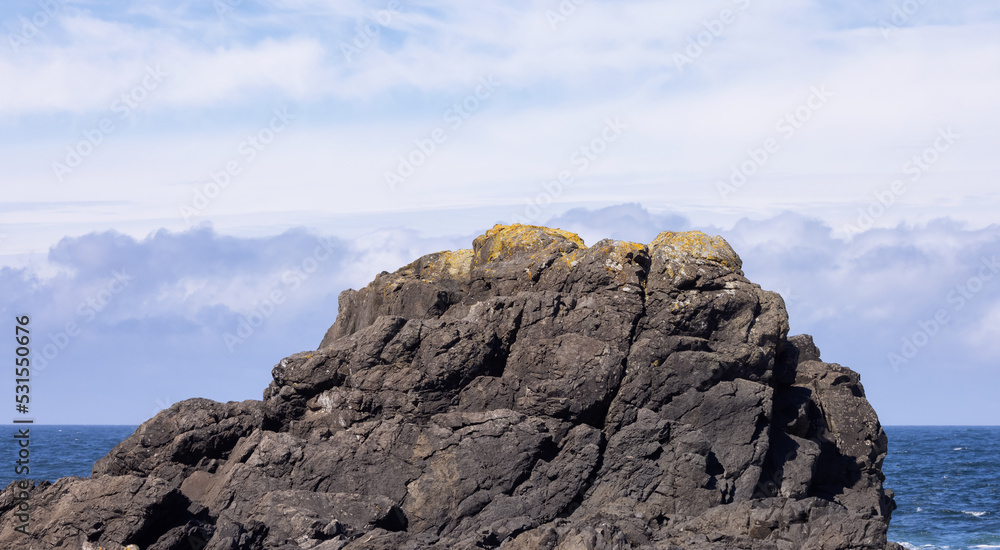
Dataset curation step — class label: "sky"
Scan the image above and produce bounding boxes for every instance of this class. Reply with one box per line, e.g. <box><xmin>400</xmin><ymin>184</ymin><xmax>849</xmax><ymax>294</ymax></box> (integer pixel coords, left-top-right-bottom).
<box><xmin>0</xmin><ymin>0</ymin><xmax>998</xmax><ymax>425</ymax></box>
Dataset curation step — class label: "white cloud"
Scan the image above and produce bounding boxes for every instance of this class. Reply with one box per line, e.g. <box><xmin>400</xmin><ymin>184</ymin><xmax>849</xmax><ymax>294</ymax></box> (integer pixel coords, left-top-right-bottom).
<box><xmin>0</xmin><ymin>13</ymin><xmax>329</xmax><ymax>113</ymax></box>
<box><xmin>1</xmin><ymin>2</ymin><xmax>997</xmax><ymax>223</ymax></box>
<box><xmin>2</xmin><ymin>0</ymin><xmax>1000</xmax><ymax>425</ymax></box>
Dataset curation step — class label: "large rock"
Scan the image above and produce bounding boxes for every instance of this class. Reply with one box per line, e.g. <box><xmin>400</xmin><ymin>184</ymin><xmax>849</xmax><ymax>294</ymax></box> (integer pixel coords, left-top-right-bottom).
<box><xmin>0</xmin><ymin>224</ymin><xmax>898</xmax><ymax>549</ymax></box>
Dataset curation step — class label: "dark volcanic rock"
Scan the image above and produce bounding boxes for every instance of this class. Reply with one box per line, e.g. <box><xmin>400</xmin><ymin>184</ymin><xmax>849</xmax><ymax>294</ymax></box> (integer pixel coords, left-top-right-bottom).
<box><xmin>0</xmin><ymin>224</ymin><xmax>898</xmax><ymax>549</ymax></box>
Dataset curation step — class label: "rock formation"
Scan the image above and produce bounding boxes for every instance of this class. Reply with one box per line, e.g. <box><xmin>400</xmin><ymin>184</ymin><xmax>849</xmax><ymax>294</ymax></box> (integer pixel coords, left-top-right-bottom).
<box><xmin>0</xmin><ymin>224</ymin><xmax>900</xmax><ymax>549</ymax></box>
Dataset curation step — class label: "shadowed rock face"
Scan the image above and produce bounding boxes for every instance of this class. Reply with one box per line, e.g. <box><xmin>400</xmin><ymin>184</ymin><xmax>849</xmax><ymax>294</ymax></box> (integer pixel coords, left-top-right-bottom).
<box><xmin>0</xmin><ymin>224</ymin><xmax>899</xmax><ymax>550</ymax></box>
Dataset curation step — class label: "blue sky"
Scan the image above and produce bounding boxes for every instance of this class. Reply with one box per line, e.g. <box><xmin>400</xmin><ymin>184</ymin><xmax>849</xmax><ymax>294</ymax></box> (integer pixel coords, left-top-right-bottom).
<box><xmin>1</xmin><ymin>0</ymin><xmax>998</xmax><ymax>424</ymax></box>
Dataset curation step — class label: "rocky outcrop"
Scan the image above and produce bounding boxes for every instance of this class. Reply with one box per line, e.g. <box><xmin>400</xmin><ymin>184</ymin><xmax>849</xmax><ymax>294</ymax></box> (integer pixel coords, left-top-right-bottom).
<box><xmin>0</xmin><ymin>224</ymin><xmax>898</xmax><ymax>549</ymax></box>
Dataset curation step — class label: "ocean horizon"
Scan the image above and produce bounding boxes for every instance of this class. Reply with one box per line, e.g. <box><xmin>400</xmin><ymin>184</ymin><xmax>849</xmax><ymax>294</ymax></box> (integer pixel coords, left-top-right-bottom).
<box><xmin>4</xmin><ymin>424</ymin><xmax>998</xmax><ymax>548</ymax></box>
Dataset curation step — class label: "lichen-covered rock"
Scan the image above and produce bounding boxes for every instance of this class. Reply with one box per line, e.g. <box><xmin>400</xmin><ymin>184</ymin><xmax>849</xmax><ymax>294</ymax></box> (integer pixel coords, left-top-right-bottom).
<box><xmin>0</xmin><ymin>224</ymin><xmax>898</xmax><ymax>549</ymax></box>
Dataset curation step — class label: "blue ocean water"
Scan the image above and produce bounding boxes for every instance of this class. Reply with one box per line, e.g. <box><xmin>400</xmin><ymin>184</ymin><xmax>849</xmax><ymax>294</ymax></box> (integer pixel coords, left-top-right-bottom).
<box><xmin>0</xmin><ymin>425</ymin><xmax>137</xmax><ymax>488</ymax></box>
<box><xmin>0</xmin><ymin>425</ymin><xmax>996</xmax><ymax>548</ymax></box>
<box><xmin>885</xmin><ymin>426</ymin><xmax>1000</xmax><ymax>549</ymax></box>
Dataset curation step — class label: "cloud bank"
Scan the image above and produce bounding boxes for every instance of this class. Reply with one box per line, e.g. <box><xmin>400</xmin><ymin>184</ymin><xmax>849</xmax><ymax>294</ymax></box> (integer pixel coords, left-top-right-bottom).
<box><xmin>2</xmin><ymin>207</ymin><xmax>997</xmax><ymax>425</ymax></box>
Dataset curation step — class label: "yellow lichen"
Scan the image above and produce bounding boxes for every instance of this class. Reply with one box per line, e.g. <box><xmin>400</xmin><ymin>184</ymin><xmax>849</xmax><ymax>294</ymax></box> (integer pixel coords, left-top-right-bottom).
<box><xmin>597</xmin><ymin>240</ymin><xmax>647</xmax><ymax>272</ymax></box>
<box><xmin>649</xmin><ymin>230</ymin><xmax>742</xmax><ymax>272</ymax></box>
<box><xmin>373</xmin><ymin>248</ymin><xmax>474</xmax><ymax>289</ymax></box>
<box><xmin>481</xmin><ymin>223</ymin><xmax>585</xmax><ymax>248</ymax></box>
<box><xmin>474</xmin><ymin>224</ymin><xmax>587</xmax><ymax>263</ymax></box>
<box><xmin>441</xmin><ymin>248</ymin><xmax>474</xmax><ymax>277</ymax></box>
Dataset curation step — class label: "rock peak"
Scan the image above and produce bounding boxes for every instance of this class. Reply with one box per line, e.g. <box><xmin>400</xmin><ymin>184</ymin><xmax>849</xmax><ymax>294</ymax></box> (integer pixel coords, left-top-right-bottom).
<box><xmin>474</xmin><ymin>223</ymin><xmax>587</xmax><ymax>256</ymax></box>
<box><xmin>0</xmin><ymin>225</ymin><xmax>897</xmax><ymax>550</ymax></box>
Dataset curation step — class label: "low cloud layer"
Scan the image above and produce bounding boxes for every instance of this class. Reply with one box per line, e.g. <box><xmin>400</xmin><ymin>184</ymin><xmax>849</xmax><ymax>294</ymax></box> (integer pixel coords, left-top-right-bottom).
<box><xmin>553</xmin><ymin>206</ymin><xmax>1000</xmax><ymax>425</ymax></box>
<box><xmin>0</xmin><ymin>224</ymin><xmax>469</xmax><ymax>424</ymax></box>
<box><xmin>2</xmin><ymin>207</ymin><xmax>996</xmax><ymax>425</ymax></box>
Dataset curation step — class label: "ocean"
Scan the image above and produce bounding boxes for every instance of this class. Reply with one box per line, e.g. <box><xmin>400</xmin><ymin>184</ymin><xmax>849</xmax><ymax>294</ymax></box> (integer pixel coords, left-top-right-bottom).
<box><xmin>1</xmin><ymin>425</ymin><xmax>137</xmax><ymax>488</ymax></box>
<box><xmin>1</xmin><ymin>425</ymin><xmax>997</xmax><ymax>548</ymax></box>
<box><xmin>884</xmin><ymin>426</ymin><xmax>1000</xmax><ymax>549</ymax></box>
